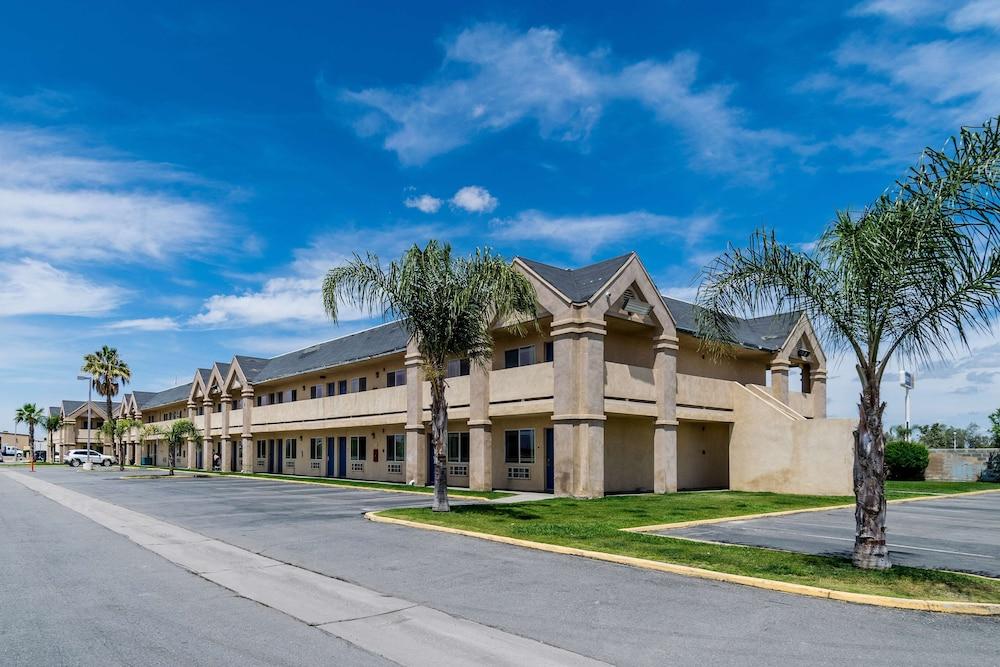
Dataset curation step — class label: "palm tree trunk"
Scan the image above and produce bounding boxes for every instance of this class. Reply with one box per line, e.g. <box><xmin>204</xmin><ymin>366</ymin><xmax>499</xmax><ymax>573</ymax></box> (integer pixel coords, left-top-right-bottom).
<box><xmin>169</xmin><ymin>442</ymin><xmax>176</xmax><ymax>476</ymax></box>
<box><xmin>853</xmin><ymin>372</ymin><xmax>890</xmax><ymax>569</ymax></box>
<box><xmin>29</xmin><ymin>424</ymin><xmax>35</xmax><ymax>462</ymax></box>
<box><xmin>430</xmin><ymin>377</ymin><xmax>450</xmax><ymax>512</ymax></box>
<box><xmin>49</xmin><ymin>433</ymin><xmax>54</xmax><ymax>465</ymax></box>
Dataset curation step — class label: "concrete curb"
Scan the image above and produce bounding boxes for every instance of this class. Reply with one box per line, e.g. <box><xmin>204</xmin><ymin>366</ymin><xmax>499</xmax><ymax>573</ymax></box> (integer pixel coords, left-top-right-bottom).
<box><xmin>366</xmin><ymin>512</ymin><xmax>1000</xmax><ymax>616</ymax></box>
<box><xmin>130</xmin><ymin>466</ymin><xmax>499</xmax><ymax>501</ymax></box>
<box><xmin>624</xmin><ymin>487</ymin><xmax>1000</xmax><ymax>534</ymax></box>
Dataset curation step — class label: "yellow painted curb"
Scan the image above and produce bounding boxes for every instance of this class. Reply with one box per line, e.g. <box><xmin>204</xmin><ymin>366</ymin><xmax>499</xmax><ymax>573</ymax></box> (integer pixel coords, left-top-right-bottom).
<box><xmin>131</xmin><ymin>466</ymin><xmax>495</xmax><ymax>500</ymax></box>
<box><xmin>625</xmin><ymin>487</ymin><xmax>1000</xmax><ymax>534</ymax></box>
<box><xmin>366</xmin><ymin>512</ymin><xmax>1000</xmax><ymax>616</ymax></box>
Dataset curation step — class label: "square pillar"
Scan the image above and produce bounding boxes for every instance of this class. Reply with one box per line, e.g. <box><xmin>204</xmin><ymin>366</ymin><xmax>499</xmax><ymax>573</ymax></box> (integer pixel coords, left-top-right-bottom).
<box><xmin>186</xmin><ymin>401</ymin><xmax>197</xmax><ymax>469</ymax></box>
<box><xmin>220</xmin><ymin>396</ymin><xmax>232</xmax><ymax>472</ymax></box>
<box><xmin>202</xmin><ymin>398</ymin><xmax>213</xmax><ymax>471</ymax></box>
<box><xmin>403</xmin><ymin>347</ymin><xmax>428</xmax><ymax>484</ymax></box>
<box><xmin>241</xmin><ymin>388</ymin><xmax>255</xmax><ymax>473</ymax></box>
<box><xmin>468</xmin><ymin>358</ymin><xmax>492</xmax><ymax>491</ymax></box>
<box><xmin>552</xmin><ymin>317</ymin><xmax>606</xmax><ymax>499</ymax></box>
<box><xmin>811</xmin><ymin>369</ymin><xmax>827</xmax><ymax>419</ymax></box>
<box><xmin>654</xmin><ymin>335</ymin><xmax>679</xmax><ymax>493</ymax></box>
<box><xmin>770</xmin><ymin>361</ymin><xmax>790</xmax><ymax>405</ymax></box>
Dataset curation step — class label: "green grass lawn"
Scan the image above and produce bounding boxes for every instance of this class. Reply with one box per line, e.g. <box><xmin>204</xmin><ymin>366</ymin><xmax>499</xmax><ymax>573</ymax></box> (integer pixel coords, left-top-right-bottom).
<box><xmin>135</xmin><ymin>466</ymin><xmax>512</xmax><ymax>499</ymax></box>
<box><xmin>380</xmin><ymin>482</ymin><xmax>1000</xmax><ymax>603</ymax></box>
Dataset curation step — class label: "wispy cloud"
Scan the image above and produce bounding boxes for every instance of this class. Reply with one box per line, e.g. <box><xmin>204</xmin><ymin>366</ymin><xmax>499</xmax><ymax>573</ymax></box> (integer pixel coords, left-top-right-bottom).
<box><xmin>326</xmin><ymin>23</ymin><xmax>799</xmax><ymax>175</ymax></box>
<box><xmin>802</xmin><ymin>2</ymin><xmax>1000</xmax><ymax>169</ymax></box>
<box><xmin>108</xmin><ymin>317</ymin><xmax>180</xmax><ymax>331</ymax></box>
<box><xmin>0</xmin><ymin>127</ymin><xmax>229</xmax><ymax>263</ymax></box>
<box><xmin>0</xmin><ymin>259</ymin><xmax>127</xmax><ymax>316</ymax></box>
<box><xmin>490</xmin><ymin>210</ymin><xmax>717</xmax><ymax>261</ymax></box>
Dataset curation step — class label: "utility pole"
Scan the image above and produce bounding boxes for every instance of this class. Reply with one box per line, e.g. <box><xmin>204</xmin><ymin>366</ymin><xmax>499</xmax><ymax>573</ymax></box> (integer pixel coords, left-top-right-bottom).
<box><xmin>899</xmin><ymin>370</ymin><xmax>914</xmax><ymax>442</ymax></box>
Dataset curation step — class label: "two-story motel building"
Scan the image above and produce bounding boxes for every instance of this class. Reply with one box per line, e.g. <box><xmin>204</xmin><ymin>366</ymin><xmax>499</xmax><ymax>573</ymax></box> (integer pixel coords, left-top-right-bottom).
<box><xmin>52</xmin><ymin>253</ymin><xmax>854</xmax><ymax>497</ymax></box>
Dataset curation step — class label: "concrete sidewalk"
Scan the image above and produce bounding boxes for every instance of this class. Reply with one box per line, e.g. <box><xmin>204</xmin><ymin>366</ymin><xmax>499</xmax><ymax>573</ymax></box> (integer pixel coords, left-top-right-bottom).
<box><xmin>4</xmin><ymin>470</ymin><xmax>605</xmax><ymax>667</ymax></box>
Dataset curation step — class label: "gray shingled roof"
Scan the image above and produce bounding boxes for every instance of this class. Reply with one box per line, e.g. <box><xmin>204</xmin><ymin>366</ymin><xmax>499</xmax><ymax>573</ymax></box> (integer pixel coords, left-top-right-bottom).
<box><xmin>234</xmin><ymin>355</ymin><xmax>268</xmax><ymax>382</ymax></box>
<box><xmin>61</xmin><ymin>400</ymin><xmax>121</xmax><ymax>417</ymax></box>
<box><xmin>250</xmin><ymin>320</ymin><xmax>410</xmax><ymax>384</ymax></box>
<box><xmin>212</xmin><ymin>362</ymin><xmax>231</xmax><ymax>389</ymax></box>
<box><xmin>142</xmin><ymin>383</ymin><xmax>194</xmax><ymax>410</ymax></box>
<box><xmin>519</xmin><ymin>254</ymin><xmax>632</xmax><ymax>303</ymax></box>
<box><xmin>48</xmin><ymin>406</ymin><xmax>60</xmax><ymax>416</ymax></box>
<box><xmin>662</xmin><ymin>296</ymin><xmax>800</xmax><ymax>352</ymax></box>
<box><xmin>132</xmin><ymin>391</ymin><xmax>158</xmax><ymax>408</ymax></box>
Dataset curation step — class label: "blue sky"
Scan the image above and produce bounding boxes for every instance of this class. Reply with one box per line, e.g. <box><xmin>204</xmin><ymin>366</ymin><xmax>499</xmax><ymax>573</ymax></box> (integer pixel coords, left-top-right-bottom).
<box><xmin>1</xmin><ymin>0</ymin><xmax>999</xmax><ymax>436</ymax></box>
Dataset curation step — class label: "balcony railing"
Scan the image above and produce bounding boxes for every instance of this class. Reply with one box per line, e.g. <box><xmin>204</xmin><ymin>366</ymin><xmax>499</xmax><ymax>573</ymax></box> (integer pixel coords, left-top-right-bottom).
<box><xmin>489</xmin><ymin>362</ymin><xmax>554</xmax><ymax>403</ymax></box>
<box><xmin>252</xmin><ymin>385</ymin><xmax>407</xmax><ymax>425</ymax></box>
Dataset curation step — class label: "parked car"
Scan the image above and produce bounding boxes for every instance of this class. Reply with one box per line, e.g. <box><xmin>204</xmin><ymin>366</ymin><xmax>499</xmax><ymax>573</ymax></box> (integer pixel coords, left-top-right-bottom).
<box><xmin>63</xmin><ymin>449</ymin><xmax>116</xmax><ymax>467</ymax></box>
<box><xmin>33</xmin><ymin>451</ymin><xmax>46</xmax><ymax>463</ymax></box>
<box><xmin>1</xmin><ymin>445</ymin><xmax>20</xmax><ymax>457</ymax></box>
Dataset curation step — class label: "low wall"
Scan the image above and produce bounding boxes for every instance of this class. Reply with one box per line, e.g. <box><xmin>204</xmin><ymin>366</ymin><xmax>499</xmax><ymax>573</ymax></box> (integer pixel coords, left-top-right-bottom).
<box><xmin>926</xmin><ymin>448</ymin><xmax>998</xmax><ymax>482</ymax></box>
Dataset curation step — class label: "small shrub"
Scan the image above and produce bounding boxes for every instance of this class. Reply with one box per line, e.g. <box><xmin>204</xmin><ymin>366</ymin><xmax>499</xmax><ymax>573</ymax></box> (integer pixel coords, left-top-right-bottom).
<box><xmin>884</xmin><ymin>440</ymin><xmax>929</xmax><ymax>480</ymax></box>
<box><xmin>980</xmin><ymin>452</ymin><xmax>1000</xmax><ymax>483</ymax></box>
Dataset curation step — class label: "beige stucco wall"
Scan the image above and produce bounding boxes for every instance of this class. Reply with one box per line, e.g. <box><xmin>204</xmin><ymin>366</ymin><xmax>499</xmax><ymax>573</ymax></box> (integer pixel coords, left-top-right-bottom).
<box><xmin>677</xmin><ymin>421</ymin><xmax>731</xmax><ymax>490</ymax></box>
<box><xmin>729</xmin><ymin>385</ymin><xmax>853</xmax><ymax>495</ymax></box>
<box><xmin>604</xmin><ymin>416</ymin><xmax>653</xmax><ymax>493</ymax></box>
<box><xmin>676</xmin><ymin>335</ymin><xmax>768</xmax><ymax>385</ymax></box>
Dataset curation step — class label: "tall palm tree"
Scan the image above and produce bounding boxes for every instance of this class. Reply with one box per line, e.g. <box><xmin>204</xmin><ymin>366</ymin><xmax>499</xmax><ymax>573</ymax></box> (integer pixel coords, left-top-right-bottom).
<box><xmin>14</xmin><ymin>403</ymin><xmax>45</xmax><ymax>461</ymax></box>
<box><xmin>323</xmin><ymin>241</ymin><xmax>537</xmax><ymax>511</ymax></box>
<box><xmin>41</xmin><ymin>413</ymin><xmax>62</xmax><ymax>463</ymax></box>
<box><xmin>696</xmin><ymin>117</ymin><xmax>1000</xmax><ymax>569</ymax></box>
<box><xmin>81</xmin><ymin>345</ymin><xmax>131</xmax><ymax>447</ymax></box>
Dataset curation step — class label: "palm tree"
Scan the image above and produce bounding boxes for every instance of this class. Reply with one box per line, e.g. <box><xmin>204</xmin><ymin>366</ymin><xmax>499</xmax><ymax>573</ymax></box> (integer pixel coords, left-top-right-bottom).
<box><xmin>137</xmin><ymin>423</ymin><xmax>162</xmax><ymax>469</ymax></box>
<box><xmin>696</xmin><ymin>117</ymin><xmax>1000</xmax><ymax>570</ymax></box>
<box><xmin>323</xmin><ymin>241</ymin><xmax>537</xmax><ymax>511</ymax></box>
<box><xmin>101</xmin><ymin>417</ymin><xmax>139</xmax><ymax>471</ymax></box>
<box><xmin>160</xmin><ymin>419</ymin><xmax>200</xmax><ymax>476</ymax></box>
<box><xmin>41</xmin><ymin>413</ymin><xmax>62</xmax><ymax>463</ymax></box>
<box><xmin>81</xmin><ymin>345</ymin><xmax>131</xmax><ymax>447</ymax></box>
<box><xmin>14</xmin><ymin>403</ymin><xmax>44</xmax><ymax>462</ymax></box>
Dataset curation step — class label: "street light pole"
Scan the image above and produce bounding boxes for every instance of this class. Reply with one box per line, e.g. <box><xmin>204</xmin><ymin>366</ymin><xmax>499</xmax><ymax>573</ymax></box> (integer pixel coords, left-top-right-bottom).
<box><xmin>77</xmin><ymin>375</ymin><xmax>93</xmax><ymax>470</ymax></box>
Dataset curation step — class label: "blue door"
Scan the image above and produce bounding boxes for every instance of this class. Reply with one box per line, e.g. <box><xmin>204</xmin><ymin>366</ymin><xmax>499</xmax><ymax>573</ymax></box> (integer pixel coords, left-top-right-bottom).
<box><xmin>426</xmin><ymin>435</ymin><xmax>434</xmax><ymax>486</ymax></box>
<box><xmin>544</xmin><ymin>428</ymin><xmax>554</xmax><ymax>493</ymax></box>
<box><xmin>337</xmin><ymin>436</ymin><xmax>347</xmax><ymax>478</ymax></box>
<box><xmin>231</xmin><ymin>443</ymin><xmax>238</xmax><ymax>471</ymax></box>
<box><xmin>267</xmin><ymin>439</ymin><xmax>275</xmax><ymax>473</ymax></box>
<box><xmin>276</xmin><ymin>439</ymin><xmax>283</xmax><ymax>474</ymax></box>
<box><xmin>326</xmin><ymin>437</ymin><xmax>335</xmax><ymax>477</ymax></box>
<box><xmin>196</xmin><ymin>447</ymin><xmax>202</xmax><ymax>470</ymax></box>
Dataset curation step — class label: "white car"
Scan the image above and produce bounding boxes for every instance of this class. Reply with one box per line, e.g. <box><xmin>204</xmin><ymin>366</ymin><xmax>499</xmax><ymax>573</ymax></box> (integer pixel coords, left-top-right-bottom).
<box><xmin>64</xmin><ymin>449</ymin><xmax>116</xmax><ymax>467</ymax></box>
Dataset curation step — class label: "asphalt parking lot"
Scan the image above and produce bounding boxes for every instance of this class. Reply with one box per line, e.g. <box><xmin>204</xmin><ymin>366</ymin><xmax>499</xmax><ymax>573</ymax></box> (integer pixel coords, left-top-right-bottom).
<box><xmin>6</xmin><ymin>466</ymin><xmax>999</xmax><ymax>666</ymax></box>
<box><xmin>657</xmin><ymin>492</ymin><xmax>1000</xmax><ymax>576</ymax></box>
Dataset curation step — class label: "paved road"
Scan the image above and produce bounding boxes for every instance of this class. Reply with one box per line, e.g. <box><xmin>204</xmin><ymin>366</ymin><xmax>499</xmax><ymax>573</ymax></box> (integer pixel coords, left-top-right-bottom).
<box><xmin>0</xmin><ymin>470</ymin><xmax>390</xmax><ymax>667</ymax></box>
<box><xmin>6</xmin><ymin>467</ymin><xmax>999</xmax><ymax>666</ymax></box>
<box><xmin>658</xmin><ymin>492</ymin><xmax>1000</xmax><ymax>577</ymax></box>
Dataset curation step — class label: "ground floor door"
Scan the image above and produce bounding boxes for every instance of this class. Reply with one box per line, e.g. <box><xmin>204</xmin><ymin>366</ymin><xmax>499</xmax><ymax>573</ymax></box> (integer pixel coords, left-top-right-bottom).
<box><xmin>426</xmin><ymin>435</ymin><xmax>434</xmax><ymax>486</ymax></box>
<box><xmin>544</xmin><ymin>428</ymin><xmax>554</xmax><ymax>492</ymax></box>
<box><xmin>231</xmin><ymin>443</ymin><xmax>238</xmax><ymax>471</ymax></box>
<box><xmin>196</xmin><ymin>446</ymin><xmax>202</xmax><ymax>469</ymax></box>
<box><xmin>337</xmin><ymin>436</ymin><xmax>347</xmax><ymax>478</ymax></box>
<box><xmin>326</xmin><ymin>437</ymin><xmax>336</xmax><ymax>477</ymax></box>
<box><xmin>267</xmin><ymin>439</ymin><xmax>275</xmax><ymax>473</ymax></box>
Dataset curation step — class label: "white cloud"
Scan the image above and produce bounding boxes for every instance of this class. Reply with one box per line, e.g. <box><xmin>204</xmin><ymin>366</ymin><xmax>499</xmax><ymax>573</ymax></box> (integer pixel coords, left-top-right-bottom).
<box><xmin>490</xmin><ymin>210</ymin><xmax>717</xmax><ymax>261</ymax></box>
<box><xmin>190</xmin><ymin>222</ymin><xmax>461</xmax><ymax>328</ymax></box>
<box><xmin>660</xmin><ymin>285</ymin><xmax>700</xmax><ymax>302</ymax></box>
<box><xmin>328</xmin><ymin>23</ymin><xmax>798</xmax><ymax>173</ymax></box>
<box><xmin>0</xmin><ymin>259</ymin><xmax>127</xmax><ymax>316</ymax></box>
<box><xmin>108</xmin><ymin>317</ymin><xmax>180</xmax><ymax>331</ymax></box>
<box><xmin>0</xmin><ymin>127</ymin><xmax>228</xmax><ymax>263</ymax></box>
<box><xmin>403</xmin><ymin>193</ymin><xmax>442</xmax><ymax>213</ymax></box>
<box><xmin>802</xmin><ymin>3</ymin><xmax>1000</xmax><ymax>169</ymax></box>
<box><xmin>450</xmin><ymin>185</ymin><xmax>497</xmax><ymax>213</ymax></box>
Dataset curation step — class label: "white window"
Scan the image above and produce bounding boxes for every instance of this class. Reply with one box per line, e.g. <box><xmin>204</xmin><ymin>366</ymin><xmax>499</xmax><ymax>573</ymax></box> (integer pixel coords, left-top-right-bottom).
<box><xmin>446</xmin><ymin>359</ymin><xmax>470</xmax><ymax>378</ymax></box>
<box><xmin>447</xmin><ymin>432</ymin><xmax>470</xmax><ymax>463</ymax></box>
<box><xmin>350</xmin><ymin>436</ymin><xmax>367</xmax><ymax>461</ymax></box>
<box><xmin>504</xmin><ymin>346</ymin><xmax>535</xmax><ymax>369</ymax></box>
<box><xmin>386</xmin><ymin>369</ymin><xmax>406</xmax><ymax>387</ymax></box>
<box><xmin>284</xmin><ymin>438</ymin><xmax>297</xmax><ymax>459</ymax></box>
<box><xmin>351</xmin><ymin>377</ymin><xmax>367</xmax><ymax>393</ymax></box>
<box><xmin>504</xmin><ymin>429</ymin><xmax>535</xmax><ymax>464</ymax></box>
<box><xmin>386</xmin><ymin>434</ymin><xmax>405</xmax><ymax>462</ymax></box>
<box><xmin>309</xmin><ymin>437</ymin><xmax>323</xmax><ymax>460</ymax></box>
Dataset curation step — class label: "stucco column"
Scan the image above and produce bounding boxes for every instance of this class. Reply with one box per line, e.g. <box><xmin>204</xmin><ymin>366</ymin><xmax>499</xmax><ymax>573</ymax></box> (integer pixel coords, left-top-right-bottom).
<box><xmin>468</xmin><ymin>358</ymin><xmax>492</xmax><ymax>491</ymax></box>
<box><xmin>770</xmin><ymin>361</ymin><xmax>790</xmax><ymax>405</ymax></box>
<box><xmin>654</xmin><ymin>335</ymin><xmax>679</xmax><ymax>493</ymax></box>
<box><xmin>552</xmin><ymin>316</ymin><xmax>606</xmax><ymax>499</ymax></box>
<box><xmin>403</xmin><ymin>347</ymin><xmax>428</xmax><ymax>484</ymax></box>
<box><xmin>811</xmin><ymin>369</ymin><xmax>827</xmax><ymax>419</ymax></box>
<box><xmin>202</xmin><ymin>397</ymin><xmax>213</xmax><ymax>471</ymax></box>
<box><xmin>219</xmin><ymin>396</ymin><xmax>232</xmax><ymax>472</ymax></box>
<box><xmin>186</xmin><ymin>401</ymin><xmax>197</xmax><ymax>469</ymax></box>
<box><xmin>241</xmin><ymin>388</ymin><xmax>254</xmax><ymax>473</ymax></box>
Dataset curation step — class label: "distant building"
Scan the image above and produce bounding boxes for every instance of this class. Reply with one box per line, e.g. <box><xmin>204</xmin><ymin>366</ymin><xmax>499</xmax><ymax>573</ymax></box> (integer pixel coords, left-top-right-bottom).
<box><xmin>0</xmin><ymin>431</ymin><xmax>31</xmax><ymax>451</ymax></box>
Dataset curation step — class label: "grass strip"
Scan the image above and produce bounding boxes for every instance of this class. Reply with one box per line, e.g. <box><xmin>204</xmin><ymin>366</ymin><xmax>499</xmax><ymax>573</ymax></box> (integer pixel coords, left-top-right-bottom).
<box><xmin>380</xmin><ymin>484</ymin><xmax>1000</xmax><ymax>603</ymax></box>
